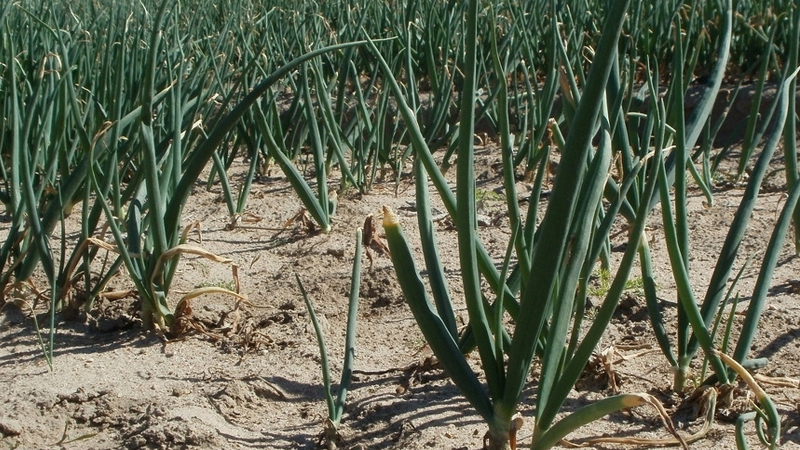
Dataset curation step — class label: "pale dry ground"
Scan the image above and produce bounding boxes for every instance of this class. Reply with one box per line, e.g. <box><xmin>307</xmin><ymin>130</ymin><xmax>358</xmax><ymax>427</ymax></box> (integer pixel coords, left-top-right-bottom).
<box><xmin>1</xmin><ymin>143</ymin><xmax>800</xmax><ymax>450</ymax></box>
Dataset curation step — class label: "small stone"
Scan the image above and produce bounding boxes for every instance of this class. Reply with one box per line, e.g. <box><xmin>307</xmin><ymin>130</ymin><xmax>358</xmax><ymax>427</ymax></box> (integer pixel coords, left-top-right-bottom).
<box><xmin>172</xmin><ymin>386</ymin><xmax>189</xmax><ymax>397</ymax></box>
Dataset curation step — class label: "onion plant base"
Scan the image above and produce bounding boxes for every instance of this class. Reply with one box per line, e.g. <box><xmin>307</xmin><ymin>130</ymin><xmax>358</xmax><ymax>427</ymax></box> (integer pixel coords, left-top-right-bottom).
<box><xmin>320</xmin><ymin>418</ymin><xmax>342</xmax><ymax>450</ymax></box>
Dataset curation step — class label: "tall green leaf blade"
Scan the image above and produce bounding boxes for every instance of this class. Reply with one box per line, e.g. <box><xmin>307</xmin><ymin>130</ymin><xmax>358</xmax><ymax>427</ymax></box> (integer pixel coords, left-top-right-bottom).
<box><xmin>253</xmin><ymin>100</ymin><xmax>331</xmax><ymax>232</ymax></box>
<box><xmin>414</xmin><ymin>159</ymin><xmax>457</xmax><ymax>340</ymax></box>
<box><xmin>455</xmin><ymin>0</ymin><xmax>503</xmax><ymax>404</ymax></box>
<box><xmin>164</xmin><ymin>40</ymin><xmax>374</xmax><ymax>236</ymax></box>
<box><xmin>537</xmin><ymin>101</ymin><xmax>612</xmax><ymax>419</ymax></box>
<box><xmin>382</xmin><ymin>207</ymin><xmax>494</xmax><ymax>424</ymax></box>
<box><xmin>333</xmin><ymin>228</ymin><xmax>364</xmax><ymax>423</ymax></box>
<box><xmin>501</xmin><ymin>0</ymin><xmax>630</xmax><ymax>420</ymax></box>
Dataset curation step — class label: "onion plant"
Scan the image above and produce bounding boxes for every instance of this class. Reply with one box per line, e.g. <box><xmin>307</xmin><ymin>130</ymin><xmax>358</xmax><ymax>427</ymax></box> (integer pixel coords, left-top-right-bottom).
<box><xmin>375</xmin><ymin>1</ymin><xmax>699</xmax><ymax>448</ymax></box>
<box><xmin>297</xmin><ymin>228</ymin><xmax>363</xmax><ymax>450</ymax></box>
<box><xmin>4</xmin><ymin>0</ymin><xmax>794</xmax><ymax>310</ymax></box>
<box><xmin>653</xmin><ymin>66</ymin><xmax>798</xmax><ymax>449</ymax></box>
<box><xmin>2</xmin><ymin>9</ymin><xmax>797</xmax><ymax>443</ymax></box>
<box><xmin>1</xmin><ymin>0</ymin><xmax>374</xmax><ymax>332</ymax></box>
<box><xmin>783</xmin><ymin>4</ymin><xmax>800</xmax><ymax>252</ymax></box>
<box><xmin>372</xmin><ymin>0</ymin><xmax>800</xmax><ymax>448</ymax></box>
<box><xmin>87</xmin><ymin>2</ymin><xmax>371</xmax><ymax>329</ymax></box>
<box><xmin>600</xmin><ymin>1</ymin><xmax>793</xmax><ymax>446</ymax></box>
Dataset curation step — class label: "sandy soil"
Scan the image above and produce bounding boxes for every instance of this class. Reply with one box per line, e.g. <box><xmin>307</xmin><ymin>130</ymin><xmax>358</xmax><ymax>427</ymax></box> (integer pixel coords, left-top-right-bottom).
<box><xmin>2</xmin><ymin>138</ymin><xmax>800</xmax><ymax>450</ymax></box>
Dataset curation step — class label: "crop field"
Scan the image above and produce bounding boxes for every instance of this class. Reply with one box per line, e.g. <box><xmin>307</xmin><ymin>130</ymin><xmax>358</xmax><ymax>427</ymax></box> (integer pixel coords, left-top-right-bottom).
<box><xmin>2</xmin><ymin>0</ymin><xmax>800</xmax><ymax>449</ymax></box>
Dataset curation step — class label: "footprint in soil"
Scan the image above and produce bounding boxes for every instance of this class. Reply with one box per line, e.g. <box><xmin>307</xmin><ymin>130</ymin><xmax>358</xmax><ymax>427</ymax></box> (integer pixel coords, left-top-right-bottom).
<box><xmin>363</xmin><ymin>267</ymin><xmax>403</xmax><ymax>308</ymax></box>
<box><xmin>613</xmin><ymin>294</ymin><xmax>649</xmax><ymax>323</ymax></box>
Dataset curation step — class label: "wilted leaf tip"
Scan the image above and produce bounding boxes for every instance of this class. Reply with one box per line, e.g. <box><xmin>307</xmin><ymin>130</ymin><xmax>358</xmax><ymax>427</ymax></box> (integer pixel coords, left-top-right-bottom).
<box><xmin>382</xmin><ymin>206</ymin><xmax>398</xmax><ymax>228</ymax></box>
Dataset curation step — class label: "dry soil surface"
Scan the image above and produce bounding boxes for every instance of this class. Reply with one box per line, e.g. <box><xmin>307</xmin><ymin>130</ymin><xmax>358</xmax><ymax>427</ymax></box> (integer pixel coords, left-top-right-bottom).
<box><xmin>2</xmin><ymin>144</ymin><xmax>800</xmax><ymax>450</ymax></box>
